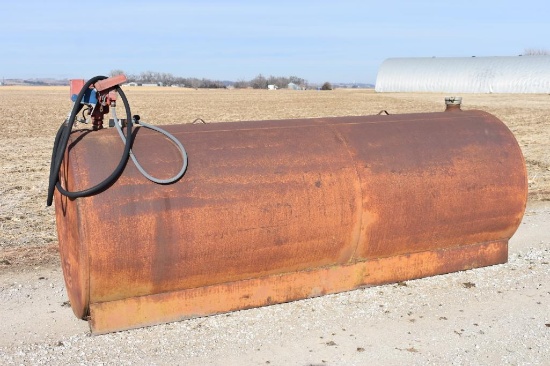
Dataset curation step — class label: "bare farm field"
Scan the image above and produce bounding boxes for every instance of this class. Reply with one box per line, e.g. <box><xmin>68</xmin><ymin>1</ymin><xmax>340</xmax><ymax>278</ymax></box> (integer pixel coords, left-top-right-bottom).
<box><xmin>0</xmin><ymin>87</ymin><xmax>549</xmax><ymax>365</ymax></box>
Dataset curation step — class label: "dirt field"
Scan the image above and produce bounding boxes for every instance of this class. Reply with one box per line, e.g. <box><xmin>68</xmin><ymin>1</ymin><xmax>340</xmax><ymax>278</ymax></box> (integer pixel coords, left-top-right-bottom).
<box><xmin>0</xmin><ymin>87</ymin><xmax>549</xmax><ymax>364</ymax></box>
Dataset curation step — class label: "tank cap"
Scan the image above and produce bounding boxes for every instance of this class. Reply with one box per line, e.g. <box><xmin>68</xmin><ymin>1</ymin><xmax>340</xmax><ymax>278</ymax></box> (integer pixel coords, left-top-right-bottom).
<box><xmin>445</xmin><ymin>96</ymin><xmax>462</xmax><ymax>105</ymax></box>
<box><xmin>444</xmin><ymin>96</ymin><xmax>462</xmax><ymax>112</ymax></box>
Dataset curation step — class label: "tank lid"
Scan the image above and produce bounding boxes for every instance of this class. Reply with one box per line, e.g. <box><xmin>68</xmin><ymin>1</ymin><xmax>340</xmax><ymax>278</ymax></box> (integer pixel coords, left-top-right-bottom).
<box><xmin>445</xmin><ymin>96</ymin><xmax>462</xmax><ymax>105</ymax></box>
<box><xmin>444</xmin><ymin>96</ymin><xmax>462</xmax><ymax>112</ymax></box>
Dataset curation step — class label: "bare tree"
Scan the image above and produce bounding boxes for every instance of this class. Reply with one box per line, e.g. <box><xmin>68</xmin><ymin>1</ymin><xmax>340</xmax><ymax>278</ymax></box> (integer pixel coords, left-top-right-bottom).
<box><xmin>233</xmin><ymin>79</ymin><xmax>249</xmax><ymax>89</ymax></box>
<box><xmin>109</xmin><ymin>69</ymin><xmax>126</xmax><ymax>77</ymax></box>
<box><xmin>250</xmin><ymin>74</ymin><xmax>268</xmax><ymax>89</ymax></box>
<box><xmin>321</xmin><ymin>82</ymin><xmax>333</xmax><ymax>90</ymax></box>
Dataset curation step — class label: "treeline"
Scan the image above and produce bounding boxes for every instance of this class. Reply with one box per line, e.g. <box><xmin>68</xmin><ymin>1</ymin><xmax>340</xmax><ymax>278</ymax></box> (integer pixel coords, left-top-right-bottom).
<box><xmin>522</xmin><ymin>48</ymin><xmax>549</xmax><ymax>55</ymax></box>
<box><xmin>238</xmin><ymin>74</ymin><xmax>307</xmax><ymax>89</ymax></box>
<box><xmin>122</xmin><ymin>70</ymin><xmax>226</xmax><ymax>88</ymax></box>
<box><xmin>110</xmin><ymin>70</ymin><xmax>308</xmax><ymax>89</ymax></box>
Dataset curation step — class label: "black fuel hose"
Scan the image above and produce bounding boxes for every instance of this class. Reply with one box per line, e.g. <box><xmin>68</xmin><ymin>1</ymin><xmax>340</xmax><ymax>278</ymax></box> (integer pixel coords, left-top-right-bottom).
<box><xmin>46</xmin><ymin>76</ymin><xmax>133</xmax><ymax>206</ymax></box>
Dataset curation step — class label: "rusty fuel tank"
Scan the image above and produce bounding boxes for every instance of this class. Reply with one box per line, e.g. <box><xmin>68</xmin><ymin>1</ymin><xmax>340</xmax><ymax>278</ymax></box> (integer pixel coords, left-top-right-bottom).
<box><xmin>54</xmin><ymin>104</ymin><xmax>527</xmax><ymax>334</ymax></box>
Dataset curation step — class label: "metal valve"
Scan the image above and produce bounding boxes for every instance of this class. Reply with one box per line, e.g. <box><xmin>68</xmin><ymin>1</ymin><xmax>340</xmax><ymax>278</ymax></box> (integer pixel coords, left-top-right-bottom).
<box><xmin>69</xmin><ymin>74</ymin><xmax>127</xmax><ymax>130</ymax></box>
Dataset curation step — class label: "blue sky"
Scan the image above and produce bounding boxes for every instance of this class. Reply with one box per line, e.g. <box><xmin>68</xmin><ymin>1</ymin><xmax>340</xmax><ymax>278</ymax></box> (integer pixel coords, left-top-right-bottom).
<box><xmin>1</xmin><ymin>1</ymin><xmax>548</xmax><ymax>83</ymax></box>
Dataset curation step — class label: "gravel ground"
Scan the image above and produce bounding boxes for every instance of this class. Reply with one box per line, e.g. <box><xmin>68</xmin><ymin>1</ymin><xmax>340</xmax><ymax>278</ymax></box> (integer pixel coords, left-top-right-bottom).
<box><xmin>0</xmin><ymin>203</ymin><xmax>548</xmax><ymax>365</ymax></box>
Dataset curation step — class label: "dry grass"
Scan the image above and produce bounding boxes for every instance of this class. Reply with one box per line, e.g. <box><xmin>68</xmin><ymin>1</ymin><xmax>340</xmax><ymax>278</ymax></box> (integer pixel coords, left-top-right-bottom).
<box><xmin>0</xmin><ymin>86</ymin><xmax>548</xmax><ymax>251</ymax></box>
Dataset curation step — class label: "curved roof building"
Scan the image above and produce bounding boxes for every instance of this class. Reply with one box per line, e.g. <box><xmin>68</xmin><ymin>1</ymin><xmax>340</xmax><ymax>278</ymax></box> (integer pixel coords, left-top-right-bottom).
<box><xmin>375</xmin><ymin>56</ymin><xmax>550</xmax><ymax>93</ymax></box>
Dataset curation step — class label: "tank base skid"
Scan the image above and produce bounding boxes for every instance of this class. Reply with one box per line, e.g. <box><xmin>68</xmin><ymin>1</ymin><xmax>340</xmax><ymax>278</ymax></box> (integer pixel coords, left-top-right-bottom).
<box><xmin>89</xmin><ymin>240</ymin><xmax>506</xmax><ymax>334</ymax></box>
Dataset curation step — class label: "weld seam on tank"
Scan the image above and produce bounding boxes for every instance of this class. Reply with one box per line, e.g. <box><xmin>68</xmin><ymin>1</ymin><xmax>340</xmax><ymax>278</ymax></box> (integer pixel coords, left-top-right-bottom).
<box><xmin>325</xmin><ymin>123</ymin><xmax>365</xmax><ymax>264</ymax></box>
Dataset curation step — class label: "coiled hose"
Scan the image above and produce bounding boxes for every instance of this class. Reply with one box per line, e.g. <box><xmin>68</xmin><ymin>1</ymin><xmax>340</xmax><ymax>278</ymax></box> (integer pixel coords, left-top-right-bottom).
<box><xmin>112</xmin><ymin>112</ymin><xmax>188</xmax><ymax>184</ymax></box>
<box><xmin>47</xmin><ymin>76</ymin><xmax>132</xmax><ymax>206</ymax></box>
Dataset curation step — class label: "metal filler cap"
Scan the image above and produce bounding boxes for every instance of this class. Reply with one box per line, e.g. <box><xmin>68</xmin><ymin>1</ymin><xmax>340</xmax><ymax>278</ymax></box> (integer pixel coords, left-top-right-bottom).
<box><xmin>445</xmin><ymin>96</ymin><xmax>462</xmax><ymax>111</ymax></box>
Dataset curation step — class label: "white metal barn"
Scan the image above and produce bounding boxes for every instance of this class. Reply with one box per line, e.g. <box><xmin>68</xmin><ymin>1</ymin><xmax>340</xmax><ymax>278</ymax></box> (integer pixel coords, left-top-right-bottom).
<box><xmin>375</xmin><ymin>56</ymin><xmax>550</xmax><ymax>93</ymax></box>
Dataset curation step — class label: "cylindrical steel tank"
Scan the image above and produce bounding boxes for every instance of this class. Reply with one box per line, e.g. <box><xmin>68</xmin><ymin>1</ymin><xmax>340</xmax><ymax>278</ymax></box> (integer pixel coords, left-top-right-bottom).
<box><xmin>54</xmin><ymin>109</ymin><xmax>527</xmax><ymax>333</ymax></box>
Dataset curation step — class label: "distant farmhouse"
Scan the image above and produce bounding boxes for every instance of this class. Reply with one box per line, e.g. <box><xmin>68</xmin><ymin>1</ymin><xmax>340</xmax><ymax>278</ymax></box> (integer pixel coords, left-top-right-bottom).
<box><xmin>375</xmin><ymin>55</ymin><xmax>550</xmax><ymax>93</ymax></box>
